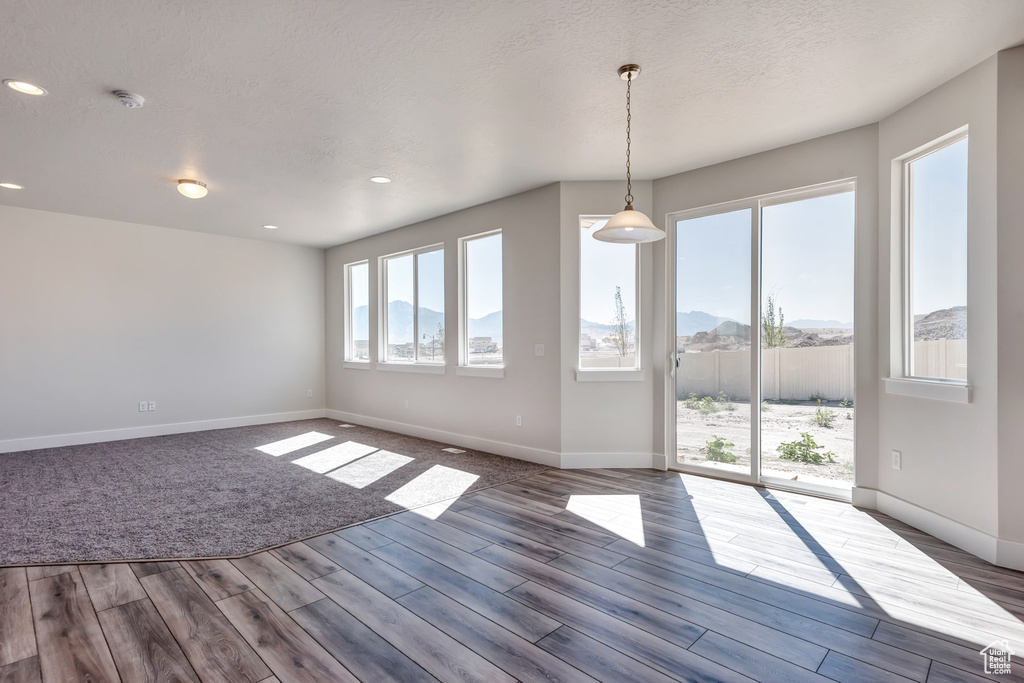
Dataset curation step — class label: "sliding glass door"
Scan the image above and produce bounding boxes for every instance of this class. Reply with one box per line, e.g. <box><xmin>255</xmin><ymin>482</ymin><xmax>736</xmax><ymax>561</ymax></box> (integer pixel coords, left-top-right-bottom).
<box><xmin>669</xmin><ymin>182</ymin><xmax>856</xmax><ymax>496</ymax></box>
<box><xmin>674</xmin><ymin>208</ymin><xmax>756</xmax><ymax>480</ymax></box>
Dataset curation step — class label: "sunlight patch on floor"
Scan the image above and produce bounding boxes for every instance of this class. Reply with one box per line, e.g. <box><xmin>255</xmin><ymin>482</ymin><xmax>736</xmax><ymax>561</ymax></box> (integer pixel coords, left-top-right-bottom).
<box><xmin>291</xmin><ymin>441</ymin><xmax>378</xmax><ymax>473</ymax></box>
<box><xmin>566</xmin><ymin>494</ymin><xmax>646</xmax><ymax>547</ymax></box>
<box><xmin>386</xmin><ymin>465</ymin><xmax>480</xmax><ymax>519</ymax></box>
<box><xmin>256</xmin><ymin>431</ymin><xmax>334</xmax><ymax>456</ymax></box>
<box><xmin>325</xmin><ymin>450</ymin><xmax>413</xmax><ymax>488</ymax></box>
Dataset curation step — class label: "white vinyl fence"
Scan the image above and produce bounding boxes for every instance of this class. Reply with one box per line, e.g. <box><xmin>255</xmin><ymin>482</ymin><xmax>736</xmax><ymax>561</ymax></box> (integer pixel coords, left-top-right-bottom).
<box><xmin>677</xmin><ymin>340</ymin><xmax>966</xmax><ymax>401</ymax></box>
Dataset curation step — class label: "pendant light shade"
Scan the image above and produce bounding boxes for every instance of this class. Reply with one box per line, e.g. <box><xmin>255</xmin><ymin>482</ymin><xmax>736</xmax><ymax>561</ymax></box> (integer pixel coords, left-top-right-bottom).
<box><xmin>595</xmin><ymin>206</ymin><xmax>664</xmax><ymax>243</ymax></box>
<box><xmin>593</xmin><ymin>64</ymin><xmax>664</xmax><ymax>244</ymax></box>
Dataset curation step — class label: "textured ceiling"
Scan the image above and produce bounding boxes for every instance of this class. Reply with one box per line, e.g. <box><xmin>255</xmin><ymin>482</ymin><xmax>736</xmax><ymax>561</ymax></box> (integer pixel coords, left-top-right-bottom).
<box><xmin>1</xmin><ymin>1</ymin><xmax>1023</xmax><ymax>247</ymax></box>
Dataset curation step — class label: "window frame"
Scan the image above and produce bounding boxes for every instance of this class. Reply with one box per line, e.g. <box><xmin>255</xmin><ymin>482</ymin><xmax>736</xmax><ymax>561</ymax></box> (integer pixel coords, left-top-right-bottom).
<box><xmin>577</xmin><ymin>214</ymin><xmax>642</xmax><ymax>379</ymax></box>
<box><xmin>378</xmin><ymin>243</ymin><xmax>446</xmax><ymax>368</ymax></box>
<box><xmin>899</xmin><ymin>128</ymin><xmax>969</xmax><ymax>386</ymax></box>
<box><xmin>458</xmin><ymin>229</ymin><xmax>504</xmax><ymax>378</ymax></box>
<box><xmin>343</xmin><ymin>260</ymin><xmax>370</xmax><ymax>364</ymax></box>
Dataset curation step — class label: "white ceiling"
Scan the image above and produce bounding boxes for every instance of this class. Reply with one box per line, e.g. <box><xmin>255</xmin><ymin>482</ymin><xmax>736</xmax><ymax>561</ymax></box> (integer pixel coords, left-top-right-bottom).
<box><xmin>1</xmin><ymin>1</ymin><xmax>1023</xmax><ymax>248</ymax></box>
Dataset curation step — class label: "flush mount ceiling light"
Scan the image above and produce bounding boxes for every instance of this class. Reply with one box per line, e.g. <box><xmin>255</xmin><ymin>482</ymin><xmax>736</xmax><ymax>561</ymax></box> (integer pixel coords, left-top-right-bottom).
<box><xmin>593</xmin><ymin>64</ymin><xmax>665</xmax><ymax>244</ymax></box>
<box><xmin>262</xmin><ymin>224</ymin><xmax>279</xmax><ymax>230</ymax></box>
<box><xmin>176</xmin><ymin>179</ymin><xmax>208</xmax><ymax>199</ymax></box>
<box><xmin>4</xmin><ymin>80</ymin><xmax>47</xmax><ymax>96</ymax></box>
<box><xmin>0</xmin><ymin>182</ymin><xmax>24</xmax><ymax>190</ymax></box>
<box><xmin>369</xmin><ymin>176</ymin><xmax>392</xmax><ymax>184</ymax></box>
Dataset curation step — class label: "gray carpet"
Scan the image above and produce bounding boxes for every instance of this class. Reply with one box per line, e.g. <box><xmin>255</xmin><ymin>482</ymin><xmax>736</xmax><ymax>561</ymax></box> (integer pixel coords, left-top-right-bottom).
<box><xmin>0</xmin><ymin>419</ymin><xmax>551</xmax><ymax>565</ymax></box>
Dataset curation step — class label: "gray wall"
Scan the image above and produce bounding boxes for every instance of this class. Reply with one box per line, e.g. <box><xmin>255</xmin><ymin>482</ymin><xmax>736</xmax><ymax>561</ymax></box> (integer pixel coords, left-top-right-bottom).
<box><xmin>325</xmin><ymin>184</ymin><xmax>563</xmax><ymax>464</ymax></box>
<box><xmin>0</xmin><ymin>205</ymin><xmax>326</xmax><ymax>449</ymax></box>
<box><xmin>877</xmin><ymin>57</ymin><xmax>999</xmax><ymax>537</ymax></box>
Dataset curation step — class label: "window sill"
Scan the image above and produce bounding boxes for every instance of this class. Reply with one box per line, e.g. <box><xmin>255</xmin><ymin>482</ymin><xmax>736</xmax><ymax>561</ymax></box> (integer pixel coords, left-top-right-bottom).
<box><xmin>342</xmin><ymin>361</ymin><xmax>371</xmax><ymax>370</ymax></box>
<box><xmin>883</xmin><ymin>377</ymin><xmax>972</xmax><ymax>403</ymax></box>
<box><xmin>456</xmin><ymin>365</ymin><xmax>505</xmax><ymax>379</ymax></box>
<box><xmin>376</xmin><ymin>362</ymin><xmax>446</xmax><ymax>375</ymax></box>
<box><xmin>576</xmin><ymin>369</ymin><xmax>646</xmax><ymax>382</ymax></box>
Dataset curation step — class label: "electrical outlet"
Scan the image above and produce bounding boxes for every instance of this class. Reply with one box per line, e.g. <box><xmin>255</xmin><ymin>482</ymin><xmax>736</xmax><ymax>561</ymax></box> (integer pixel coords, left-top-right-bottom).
<box><xmin>534</xmin><ymin>344</ymin><xmax>545</xmax><ymax>357</ymax></box>
<box><xmin>515</xmin><ymin>415</ymin><xmax>523</xmax><ymax>427</ymax></box>
<box><xmin>891</xmin><ymin>450</ymin><xmax>902</xmax><ymax>470</ymax></box>
<box><xmin>149</xmin><ymin>401</ymin><xmax>156</xmax><ymax>411</ymax></box>
<box><xmin>307</xmin><ymin>389</ymin><xmax>313</xmax><ymax>398</ymax></box>
<box><xmin>139</xmin><ymin>401</ymin><xmax>148</xmax><ymax>412</ymax></box>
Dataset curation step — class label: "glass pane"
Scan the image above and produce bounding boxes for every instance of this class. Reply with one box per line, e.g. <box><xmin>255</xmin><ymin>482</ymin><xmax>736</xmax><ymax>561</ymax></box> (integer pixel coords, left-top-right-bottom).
<box><xmin>760</xmin><ymin>191</ymin><xmax>855</xmax><ymax>491</ymax></box>
<box><xmin>675</xmin><ymin>209</ymin><xmax>751</xmax><ymax>476</ymax></box>
<box><xmin>385</xmin><ymin>254</ymin><xmax>414</xmax><ymax>361</ymax></box>
<box><xmin>466</xmin><ymin>233</ymin><xmax>503</xmax><ymax>365</ymax></box>
<box><xmin>417</xmin><ymin>249</ymin><xmax>445</xmax><ymax>362</ymax></box>
<box><xmin>348</xmin><ymin>262</ymin><xmax>369</xmax><ymax>360</ymax></box>
<box><xmin>580</xmin><ymin>218</ymin><xmax>637</xmax><ymax>369</ymax></box>
<box><xmin>909</xmin><ymin>137</ymin><xmax>968</xmax><ymax>380</ymax></box>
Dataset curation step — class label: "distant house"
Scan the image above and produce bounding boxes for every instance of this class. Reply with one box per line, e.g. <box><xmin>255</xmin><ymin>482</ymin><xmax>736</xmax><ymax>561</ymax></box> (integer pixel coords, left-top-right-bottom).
<box><xmin>580</xmin><ymin>334</ymin><xmax>597</xmax><ymax>351</ymax></box>
<box><xmin>470</xmin><ymin>336</ymin><xmax>498</xmax><ymax>353</ymax></box>
<box><xmin>712</xmin><ymin>321</ymin><xmax>750</xmax><ymax>341</ymax></box>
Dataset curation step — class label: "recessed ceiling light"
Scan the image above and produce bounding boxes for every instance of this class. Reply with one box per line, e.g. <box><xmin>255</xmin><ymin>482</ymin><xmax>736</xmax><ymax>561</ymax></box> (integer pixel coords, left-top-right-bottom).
<box><xmin>4</xmin><ymin>80</ymin><xmax>47</xmax><ymax>96</ymax></box>
<box><xmin>0</xmin><ymin>183</ymin><xmax>23</xmax><ymax>190</ymax></box>
<box><xmin>369</xmin><ymin>176</ymin><xmax>392</xmax><ymax>184</ymax></box>
<box><xmin>262</xmin><ymin>224</ymin><xmax>279</xmax><ymax>230</ymax></box>
<box><xmin>177</xmin><ymin>179</ymin><xmax>208</xmax><ymax>199</ymax></box>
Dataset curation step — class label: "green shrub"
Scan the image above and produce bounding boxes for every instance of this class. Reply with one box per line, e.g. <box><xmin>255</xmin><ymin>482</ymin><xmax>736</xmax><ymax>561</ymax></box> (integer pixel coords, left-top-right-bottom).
<box><xmin>777</xmin><ymin>432</ymin><xmax>835</xmax><ymax>464</ymax></box>
<box><xmin>717</xmin><ymin>391</ymin><xmax>736</xmax><ymax>412</ymax></box>
<box><xmin>845</xmin><ymin>412</ymin><xmax>853</xmax><ymax>420</ymax></box>
<box><xmin>760</xmin><ymin>399</ymin><xmax>771</xmax><ymax>412</ymax></box>
<box><xmin>701</xmin><ymin>436</ymin><xmax>737</xmax><ymax>463</ymax></box>
<box><xmin>814</xmin><ymin>407</ymin><xmax>836</xmax><ymax>428</ymax></box>
<box><xmin>683</xmin><ymin>393</ymin><xmax>719</xmax><ymax>414</ymax></box>
<box><xmin>839</xmin><ymin>398</ymin><xmax>853</xmax><ymax>408</ymax></box>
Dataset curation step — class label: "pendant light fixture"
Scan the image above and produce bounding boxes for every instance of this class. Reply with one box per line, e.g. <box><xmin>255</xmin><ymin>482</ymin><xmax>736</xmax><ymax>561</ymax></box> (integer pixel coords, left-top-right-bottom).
<box><xmin>594</xmin><ymin>64</ymin><xmax>665</xmax><ymax>244</ymax></box>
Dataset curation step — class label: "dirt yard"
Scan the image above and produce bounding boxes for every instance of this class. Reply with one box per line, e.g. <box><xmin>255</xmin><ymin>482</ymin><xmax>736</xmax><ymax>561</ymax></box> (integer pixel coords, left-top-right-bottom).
<box><xmin>676</xmin><ymin>399</ymin><xmax>854</xmax><ymax>488</ymax></box>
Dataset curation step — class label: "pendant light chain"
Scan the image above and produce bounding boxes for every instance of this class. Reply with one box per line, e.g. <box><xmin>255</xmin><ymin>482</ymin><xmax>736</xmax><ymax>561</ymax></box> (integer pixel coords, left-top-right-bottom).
<box><xmin>625</xmin><ymin>70</ymin><xmax>633</xmax><ymax>208</ymax></box>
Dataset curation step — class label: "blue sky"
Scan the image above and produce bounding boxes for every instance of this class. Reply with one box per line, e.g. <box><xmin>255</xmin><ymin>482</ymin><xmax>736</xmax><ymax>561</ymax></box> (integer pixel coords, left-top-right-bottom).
<box><xmin>465</xmin><ymin>233</ymin><xmax>502</xmax><ymax>319</ymax></box>
<box><xmin>676</xmin><ymin>192</ymin><xmax>856</xmax><ymax>325</ymax></box>
<box><xmin>911</xmin><ymin>137</ymin><xmax>968</xmax><ymax>315</ymax></box>
<box><xmin>580</xmin><ymin>219</ymin><xmax>637</xmax><ymax>324</ymax></box>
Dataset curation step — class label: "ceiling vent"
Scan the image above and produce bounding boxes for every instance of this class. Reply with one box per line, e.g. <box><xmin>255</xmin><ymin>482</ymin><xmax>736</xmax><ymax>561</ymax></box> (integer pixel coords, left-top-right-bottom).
<box><xmin>113</xmin><ymin>91</ymin><xmax>145</xmax><ymax>108</ymax></box>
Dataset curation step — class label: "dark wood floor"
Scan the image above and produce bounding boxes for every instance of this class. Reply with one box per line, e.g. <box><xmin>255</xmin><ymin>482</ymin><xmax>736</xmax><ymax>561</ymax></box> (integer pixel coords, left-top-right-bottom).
<box><xmin>2</xmin><ymin>469</ymin><xmax>1023</xmax><ymax>682</ymax></box>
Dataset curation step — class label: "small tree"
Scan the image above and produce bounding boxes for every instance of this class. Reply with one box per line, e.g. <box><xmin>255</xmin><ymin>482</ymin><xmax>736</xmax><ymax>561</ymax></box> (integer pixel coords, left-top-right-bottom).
<box><xmin>609</xmin><ymin>286</ymin><xmax>632</xmax><ymax>356</ymax></box>
<box><xmin>761</xmin><ymin>294</ymin><xmax>787</xmax><ymax>349</ymax></box>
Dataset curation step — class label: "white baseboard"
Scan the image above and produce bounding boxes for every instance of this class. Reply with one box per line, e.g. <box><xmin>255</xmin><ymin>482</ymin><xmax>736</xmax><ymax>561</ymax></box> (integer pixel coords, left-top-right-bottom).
<box><xmin>850</xmin><ymin>486</ymin><xmax>878</xmax><ymax>509</ymax></box>
<box><xmin>997</xmin><ymin>537</ymin><xmax>1024</xmax><ymax>570</ymax></box>
<box><xmin>560</xmin><ymin>452</ymin><xmax>655</xmax><ymax>470</ymax></box>
<box><xmin>651</xmin><ymin>453</ymin><xmax>668</xmax><ymax>471</ymax></box>
<box><xmin>855</xmin><ymin>488</ymin><xmax>1024</xmax><ymax>571</ymax></box>
<box><xmin>0</xmin><ymin>410</ymin><xmax>327</xmax><ymax>454</ymax></box>
<box><xmin>326</xmin><ymin>410</ymin><xmax>561</xmax><ymax>467</ymax></box>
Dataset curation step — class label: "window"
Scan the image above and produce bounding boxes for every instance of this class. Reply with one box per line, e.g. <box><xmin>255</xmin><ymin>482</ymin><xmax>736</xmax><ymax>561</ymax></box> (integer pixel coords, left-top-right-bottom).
<box><xmin>579</xmin><ymin>216</ymin><xmax>639</xmax><ymax>370</ymax></box>
<box><xmin>460</xmin><ymin>230</ymin><xmax>503</xmax><ymax>368</ymax></box>
<box><xmin>344</xmin><ymin>261</ymin><xmax>369</xmax><ymax>361</ymax></box>
<box><xmin>381</xmin><ymin>245</ymin><xmax>445</xmax><ymax>364</ymax></box>
<box><xmin>904</xmin><ymin>133</ymin><xmax>968</xmax><ymax>382</ymax></box>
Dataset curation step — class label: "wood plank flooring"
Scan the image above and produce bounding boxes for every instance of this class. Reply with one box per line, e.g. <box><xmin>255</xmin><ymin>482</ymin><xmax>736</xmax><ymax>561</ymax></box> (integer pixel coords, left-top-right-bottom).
<box><xmin>2</xmin><ymin>469</ymin><xmax>1023</xmax><ymax>682</ymax></box>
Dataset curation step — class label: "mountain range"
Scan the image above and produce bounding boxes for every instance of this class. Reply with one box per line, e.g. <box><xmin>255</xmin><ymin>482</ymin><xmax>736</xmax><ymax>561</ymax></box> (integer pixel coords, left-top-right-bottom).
<box><xmin>356</xmin><ymin>304</ymin><xmax>851</xmax><ymax>344</ymax></box>
<box><xmin>787</xmin><ymin>319</ymin><xmax>853</xmax><ymax>329</ymax></box>
<box><xmin>354</xmin><ymin>303</ymin><xmax>502</xmax><ymax>344</ymax></box>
